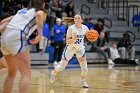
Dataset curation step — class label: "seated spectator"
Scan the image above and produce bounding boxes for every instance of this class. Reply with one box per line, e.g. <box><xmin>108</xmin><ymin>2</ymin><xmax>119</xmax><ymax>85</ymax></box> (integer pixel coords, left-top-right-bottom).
<box><xmin>110</xmin><ymin>42</ymin><xmax>139</xmax><ymax>64</ymax></box>
<box><xmin>49</xmin><ymin>0</ymin><xmax>58</xmax><ymax>28</ymax></box>
<box><xmin>56</xmin><ymin>0</ymin><xmax>63</xmax><ymax>18</ymax></box>
<box><xmin>90</xmin><ymin>31</ymin><xmax>114</xmax><ymax>65</ymax></box>
<box><xmin>95</xmin><ymin>18</ymin><xmax>109</xmax><ymax>43</ymax></box>
<box><xmin>85</xmin><ymin>18</ymin><xmax>95</xmax><ymax>30</ymax></box>
<box><xmin>94</xmin><ymin>18</ymin><xmax>104</xmax><ymax>34</ymax></box>
<box><xmin>117</xmin><ymin>33</ymin><xmax>135</xmax><ymax>60</ymax></box>
<box><xmin>65</xmin><ymin>0</ymin><xmax>75</xmax><ymax>17</ymax></box>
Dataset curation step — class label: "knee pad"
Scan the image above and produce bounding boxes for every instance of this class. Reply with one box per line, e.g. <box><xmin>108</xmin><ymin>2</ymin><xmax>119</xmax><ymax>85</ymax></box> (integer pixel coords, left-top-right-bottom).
<box><xmin>55</xmin><ymin>64</ymin><xmax>66</xmax><ymax>72</ymax></box>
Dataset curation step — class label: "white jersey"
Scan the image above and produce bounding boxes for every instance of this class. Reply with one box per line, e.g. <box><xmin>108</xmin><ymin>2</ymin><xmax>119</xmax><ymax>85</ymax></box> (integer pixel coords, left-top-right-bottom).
<box><xmin>61</xmin><ymin>24</ymin><xmax>89</xmax><ymax>60</ymax></box>
<box><xmin>7</xmin><ymin>8</ymin><xmax>37</xmax><ymax>38</ymax></box>
<box><xmin>1</xmin><ymin>8</ymin><xmax>37</xmax><ymax>55</ymax></box>
<box><xmin>66</xmin><ymin>24</ymin><xmax>89</xmax><ymax>46</ymax></box>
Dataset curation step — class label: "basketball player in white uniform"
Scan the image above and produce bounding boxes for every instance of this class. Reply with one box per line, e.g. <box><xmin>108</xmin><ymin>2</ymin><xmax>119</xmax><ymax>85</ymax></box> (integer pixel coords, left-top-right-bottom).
<box><xmin>0</xmin><ymin>14</ymin><xmax>11</xmax><ymax>76</ymax></box>
<box><xmin>50</xmin><ymin>14</ymin><xmax>89</xmax><ymax>88</ymax></box>
<box><xmin>1</xmin><ymin>0</ymin><xmax>46</xmax><ymax>93</ymax></box>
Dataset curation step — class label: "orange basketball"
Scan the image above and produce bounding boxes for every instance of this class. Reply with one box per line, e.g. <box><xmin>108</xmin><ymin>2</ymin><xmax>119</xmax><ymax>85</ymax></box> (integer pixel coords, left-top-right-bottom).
<box><xmin>86</xmin><ymin>30</ymin><xmax>99</xmax><ymax>42</ymax></box>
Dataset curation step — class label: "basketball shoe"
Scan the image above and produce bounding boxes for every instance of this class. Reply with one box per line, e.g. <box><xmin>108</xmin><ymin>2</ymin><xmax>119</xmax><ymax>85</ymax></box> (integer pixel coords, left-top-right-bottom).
<box><xmin>108</xmin><ymin>59</ymin><xmax>114</xmax><ymax>65</ymax></box>
<box><xmin>54</xmin><ymin>61</ymin><xmax>58</xmax><ymax>66</ymax></box>
<box><xmin>80</xmin><ymin>79</ymin><xmax>88</xmax><ymax>88</ymax></box>
<box><xmin>50</xmin><ymin>71</ymin><xmax>56</xmax><ymax>83</ymax></box>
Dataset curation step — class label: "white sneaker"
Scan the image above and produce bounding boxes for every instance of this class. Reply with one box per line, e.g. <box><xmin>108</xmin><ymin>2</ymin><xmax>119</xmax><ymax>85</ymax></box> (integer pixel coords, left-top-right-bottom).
<box><xmin>108</xmin><ymin>59</ymin><xmax>114</xmax><ymax>65</ymax></box>
<box><xmin>50</xmin><ymin>71</ymin><xmax>56</xmax><ymax>83</ymax></box>
<box><xmin>135</xmin><ymin>58</ymin><xmax>140</xmax><ymax>64</ymax></box>
<box><xmin>80</xmin><ymin>79</ymin><xmax>88</xmax><ymax>88</ymax></box>
<box><xmin>58</xmin><ymin>61</ymin><xmax>61</xmax><ymax>64</ymax></box>
<box><xmin>54</xmin><ymin>61</ymin><xmax>58</xmax><ymax>66</ymax></box>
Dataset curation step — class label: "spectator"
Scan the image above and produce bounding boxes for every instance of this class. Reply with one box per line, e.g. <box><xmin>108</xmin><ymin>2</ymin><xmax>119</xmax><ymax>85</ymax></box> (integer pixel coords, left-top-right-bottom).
<box><xmin>0</xmin><ymin>0</ymin><xmax>3</xmax><ymax>17</ymax></box>
<box><xmin>65</xmin><ymin>0</ymin><xmax>75</xmax><ymax>17</ymax></box>
<box><xmin>118</xmin><ymin>33</ymin><xmax>135</xmax><ymax>60</ymax></box>
<box><xmin>42</xmin><ymin>23</ymin><xmax>55</xmax><ymax>63</ymax></box>
<box><xmin>95</xmin><ymin>18</ymin><xmax>109</xmax><ymax>43</ymax></box>
<box><xmin>46</xmin><ymin>0</ymin><xmax>51</xmax><ymax>3</ymax></box>
<box><xmin>35</xmin><ymin>22</ymin><xmax>55</xmax><ymax>63</ymax></box>
<box><xmin>43</xmin><ymin>23</ymin><xmax>51</xmax><ymax>46</ymax></box>
<box><xmin>39</xmin><ymin>23</ymin><xmax>51</xmax><ymax>52</ymax></box>
<box><xmin>56</xmin><ymin>0</ymin><xmax>63</xmax><ymax>18</ymax></box>
<box><xmin>13</xmin><ymin>0</ymin><xmax>22</xmax><ymax>13</ymax></box>
<box><xmin>110</xmin><ymin>41</ymin><xmax>139</xmax><ymax>64</ymax></box>
<box><xmin>94</xmin><ymin>18</ymin><xmax>104</xmax><ymax>34</ymax></box>
<box><xmin>90</xmin><ymin>31</ymin><xmax>114</xmax><ymax>65</ymax></box>
<box><xmin>53</xmin><ymin>18</ymin><xmax>66</xmax><ymax>65</ymax></box>
<box><xmin>85</xmin><ymin>18</ymin><xmax>95</xmax><ymax>30</ymax></box>
<box><xmin>49</xmin><ymin>0</ymin><xmax>58</xmax><ymax>27</ymax></box>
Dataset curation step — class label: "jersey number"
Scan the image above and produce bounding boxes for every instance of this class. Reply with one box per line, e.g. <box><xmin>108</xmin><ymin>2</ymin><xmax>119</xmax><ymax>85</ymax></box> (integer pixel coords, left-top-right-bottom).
<box><xmin>75</xmin><ymin>39</ymin><xmax>82</xmax><ymax>44</ymax></box>
<box><xmin>18</xmin><ymin>9</ymin><xmax>27</xmax><ymax>14</ymax></box>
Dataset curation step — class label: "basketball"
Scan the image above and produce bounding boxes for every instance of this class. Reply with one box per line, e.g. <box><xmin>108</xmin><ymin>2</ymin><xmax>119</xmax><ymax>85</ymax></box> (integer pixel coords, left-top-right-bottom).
<box><xmin>86</xmin><ymin>30</ymin><xmax>99</xmax><ymax>42</ymax></box>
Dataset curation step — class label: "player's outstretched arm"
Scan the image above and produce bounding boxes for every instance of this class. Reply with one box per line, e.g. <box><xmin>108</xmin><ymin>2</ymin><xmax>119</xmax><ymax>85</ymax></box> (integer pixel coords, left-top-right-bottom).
<box><xmin>30</xmin><ymin>11</ymin><xmax>46</xmax><ymax>44</ymax></box>
<box><xmin>0</xmin><ymin>22</ymin><xmax>9</xmax><ymax>32</ymax></box>
<box><xmin>0</xmin><ymin>16</ymin><xmax>13</xmax><ymax>25</ymax></box>
<box><xmin>0</xmin><ymin>16</ymin><xmax>14</xmax><ymax>32</ymax></box>
<box><xmin>66</xmin><ymin>34</ymin><xmax>77</xmax><ymax>44</ymax></box>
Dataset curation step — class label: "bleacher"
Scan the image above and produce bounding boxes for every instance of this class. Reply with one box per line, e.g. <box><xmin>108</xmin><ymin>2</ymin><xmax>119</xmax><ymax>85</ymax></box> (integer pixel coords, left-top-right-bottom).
<box><xmin>78</xmin><ymin>0</ymin><xmax>140</xmax><ymax>58</ymax></box>
<box><xmin>30</xmin><ymin>0</ymin><xmax>140</xmax><ymax>64</ymax></box>
<box><xmin>30</xmin><ymin>53</ymin><xmax>49</xmax><ymax>65</ymax></box>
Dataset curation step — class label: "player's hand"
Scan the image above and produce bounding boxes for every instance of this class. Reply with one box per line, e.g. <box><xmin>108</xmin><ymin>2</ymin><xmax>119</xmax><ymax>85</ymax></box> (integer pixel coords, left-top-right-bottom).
<box><xmin>66</xmin><ymin>40</ymin><xmax>73</xmax><ymax>44</ymax></box>
<box><xmin>56</xmin><ymin>30</ymin><xmax>60</xmax><ymax>34</ymax></box>
<box><xmin>29</xmin><ymin>35</ymin><xmax>41</xmax><ymax>45</ymax></box>
<box><xmin>0</xmin><ymin>21</ymin><xmax>9</xmax><ymax>33</ymax></box>
<box><xmin>66</xmin><ymin>34</ymin><xmax>77</xmax><ymax>44</ymax></box>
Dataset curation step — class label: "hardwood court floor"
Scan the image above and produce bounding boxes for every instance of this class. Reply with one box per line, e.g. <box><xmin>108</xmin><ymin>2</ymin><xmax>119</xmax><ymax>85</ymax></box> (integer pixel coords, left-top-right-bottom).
<box><xmin>0</xmin><ymin>64</ymin><xmax>140</xmax><ymax>93</ymax></box>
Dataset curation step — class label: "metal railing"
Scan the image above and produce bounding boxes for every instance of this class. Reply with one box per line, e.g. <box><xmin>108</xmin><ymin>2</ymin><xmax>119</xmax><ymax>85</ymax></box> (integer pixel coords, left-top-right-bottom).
<box><xmin>85</xmin><ymin>0</ymin><xmax>140</xmax><ymax>27</ymax></box>
<box><xmin>127</xmin><ymin>5</ymin><xmax>139</xmax><ymax>26</ymax></box>
<box><xmin>102</xmin><ymin>0</ymin><xmax>128</xmax><ymax>21</ymax></box>
<box><xmin>104</xmin><ymin>17</ymin><xmax>112</xmax><ymax>28</ymax></box>
<box><xmin>87</xmin><ymin>0</ymin><xmax>97</xmax><ymax>4</ymax></box>
<box><xmin>89</xmin><ymin>0</ymin><xmax>128</xmax><ymax>21</ymax></box>
<box><xmin>118</xmin><ymin>0</ymin><xmax>128</xmax><ymax>20</ymax></box>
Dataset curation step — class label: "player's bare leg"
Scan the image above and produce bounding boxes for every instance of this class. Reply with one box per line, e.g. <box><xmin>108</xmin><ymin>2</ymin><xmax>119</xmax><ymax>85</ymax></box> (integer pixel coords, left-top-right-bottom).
<box><xmin>4</xmin><ymin>55</ymin><xmax>18</xmax><ymax>93</ymax></box>
<box><xmin>78</xmin><ymin>56</ymin><xmax>88</xmax><ymax>88</ymax></box>
<box><xmin>50</xmin><ymin>59</ymin><xmax>68</xmax><ymax>83</ymax></box>
<box><xmin>0</xmin><ymin>57</ymin><xmax>8</xmax><ymax>76</ymax></box>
